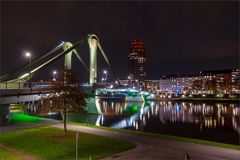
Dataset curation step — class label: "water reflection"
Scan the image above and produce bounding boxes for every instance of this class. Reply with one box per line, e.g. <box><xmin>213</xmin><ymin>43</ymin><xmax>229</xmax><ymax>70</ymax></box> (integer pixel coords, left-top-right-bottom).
<box><xmin>94</xmin><ymin>100</ymin><xmax>240</xmax><ymax>145</ymax></box>
<box><xmin>65</xmin><ymin>100</ymin><xmax>239</xmax><ymax>144</ymax></box>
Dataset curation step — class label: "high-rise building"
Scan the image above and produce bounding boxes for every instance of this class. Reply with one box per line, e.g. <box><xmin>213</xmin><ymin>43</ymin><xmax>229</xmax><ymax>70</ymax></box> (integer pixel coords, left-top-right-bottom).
<box><xmin>128</xmin><ymin>40</ymin><xmax>147</xmax><ymax>89</ymax></box>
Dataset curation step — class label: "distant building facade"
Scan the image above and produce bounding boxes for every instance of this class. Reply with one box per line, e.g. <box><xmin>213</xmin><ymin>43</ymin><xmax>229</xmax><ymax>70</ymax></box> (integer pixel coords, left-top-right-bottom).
<box><xmin>146</xmin><ymin>80</ymin><xmax>159</xmax><ymax>92</ymax></box>
<box><xmin>159</xmin><ymin>74</ymin><xmax>200</xmax><ymax>93</ymax></box>
<box><xmin>128</xmin><ymin>40</ymin><xmax>147</xmax><ymax>89</ymax></box>
<box><xmin>159</xmin><ymin>69</ymin><xmax>240</xmax><ymax>94</ymax></box>
<box><xmin>119</xmin><ymin>79</ymin><xmax>159</xmax><ymax>92</ymax></box>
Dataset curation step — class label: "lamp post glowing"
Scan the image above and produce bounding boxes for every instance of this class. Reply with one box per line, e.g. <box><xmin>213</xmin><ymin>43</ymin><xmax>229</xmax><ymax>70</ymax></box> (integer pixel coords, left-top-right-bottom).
<box><xmin>128</xmin><ymin>75</ymin><xmax>132</xmax><ymax>86</ymax></box>
<box><xmin>52</xmin><ymin>70</ymin><xmax>57</xmax><ymax>81</ymax></box>
<box><xmin>103</xmin><ymin>70</ymin><xmax>107</xmax><ymax>83</ymax></box>
<box><xmin>135</xmin><ymin>79</ymin><xmax>139</xmax><ymax>89</ymax></box>
<box><xmin>25</xmin><ymin>52</ymin><xmax>32</xmax><ymax>81</ymax></box>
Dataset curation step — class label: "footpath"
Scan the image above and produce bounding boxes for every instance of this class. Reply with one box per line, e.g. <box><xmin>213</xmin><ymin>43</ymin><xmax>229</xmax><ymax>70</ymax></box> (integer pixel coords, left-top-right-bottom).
<box><xmin>1</xmin><ymin>122</ymin><xmax>240</xmax><ymax>160</ymax></box>
<box><xmin>51</xmin><ymin>123</ymin><xmax>240</xmax><ymax>160</ymax></box>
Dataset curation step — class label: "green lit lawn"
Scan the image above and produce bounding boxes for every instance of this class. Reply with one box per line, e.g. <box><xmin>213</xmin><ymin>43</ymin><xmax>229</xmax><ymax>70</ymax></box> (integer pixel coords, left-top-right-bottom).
<box><xmin>9</xmin><ymin>112</ymin><xmax>45</xmax><ymax>123</ymax></box>
<box><xmin>0</xmin><ymin>127</ymin><xmax>135</xmax><ymax>160</ymax></box>
<box><xmin>0</xmin><ymin>148</ymin><xmax>23</xmax><ymax>160</ymax></box>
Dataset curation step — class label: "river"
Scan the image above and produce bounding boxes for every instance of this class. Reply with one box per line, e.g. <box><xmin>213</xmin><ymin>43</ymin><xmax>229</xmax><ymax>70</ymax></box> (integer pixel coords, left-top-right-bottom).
<box><xmin>55</xmin><ymin>99</ymin><xmax>240</xmax><ymax>145</ymax></box>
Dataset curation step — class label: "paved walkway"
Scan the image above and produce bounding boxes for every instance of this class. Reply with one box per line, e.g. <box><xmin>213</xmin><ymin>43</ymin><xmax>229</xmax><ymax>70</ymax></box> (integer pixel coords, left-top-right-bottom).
<box><xmin>51</xmin><ymin>124</ymin><xmax>240</xmax><ymax>160</ymax></box>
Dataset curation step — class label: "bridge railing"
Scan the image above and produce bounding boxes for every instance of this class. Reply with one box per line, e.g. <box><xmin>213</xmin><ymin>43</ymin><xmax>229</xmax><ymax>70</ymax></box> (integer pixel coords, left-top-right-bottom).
<box><xmin>0</xmin><ymin>82</ymin><xmax>52</xmax><ymax>90</ymax></box>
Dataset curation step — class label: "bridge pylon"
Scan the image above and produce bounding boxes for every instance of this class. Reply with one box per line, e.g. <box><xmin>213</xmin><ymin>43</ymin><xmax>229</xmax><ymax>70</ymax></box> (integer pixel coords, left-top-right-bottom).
<box><xmin>88</xmin><ymin>34</ymin><xmax>99</xmax><ymax>85</ymax></box>
<box><xmin>0</xmin><ymin>34</ymin><xmax>121</xmax><ymax>87</ymax></box>
<box><xmin>63</xmin><ymin>42</ymin><xmax>74</xmax><ymax>70</ymax></box>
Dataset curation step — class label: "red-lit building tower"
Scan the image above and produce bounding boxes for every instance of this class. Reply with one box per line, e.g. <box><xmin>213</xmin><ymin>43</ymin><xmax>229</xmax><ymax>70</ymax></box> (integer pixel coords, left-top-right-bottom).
<box><xmin>128</xmin><ymin>40</ymin><xmax>147</xmax><ymax>89</ymax></box>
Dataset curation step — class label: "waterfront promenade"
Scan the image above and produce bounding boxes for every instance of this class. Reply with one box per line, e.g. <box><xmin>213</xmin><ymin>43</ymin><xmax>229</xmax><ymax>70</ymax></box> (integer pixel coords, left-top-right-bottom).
<box><xmin>51</xmin><ymin>123</ymin><xmax>240</xmax><ymax>160</ymax></box>
<box><xmin>1</xmin><ymin>120</ymin><xmax>240</xmax><ymax>160</ymax></box>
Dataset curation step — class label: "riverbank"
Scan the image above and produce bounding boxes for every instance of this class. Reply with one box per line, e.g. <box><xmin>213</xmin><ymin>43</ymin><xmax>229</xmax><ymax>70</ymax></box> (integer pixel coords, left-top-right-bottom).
<box><xmin>6</xmin><ymin>112</ymin><xmax>240</xmax><ymax>150</ymax></box>
<box><xmin>68</xmin><ymin>121</ymin><xmax>240</xmax><ymax>151</ymax></box>
<box><xmin>1</xmin><ymin>115</ymin><xmax>240</xmax><ymax>160</ymax></box>
<box><xmin>52</xmin><ymin>123</ymin><xmax>240</xmax><ymax>160</ymax></box>
<box><xmin>147</xmin><ymin>97</ymin><xmax>240</xmax><ymax>102</ymax></box>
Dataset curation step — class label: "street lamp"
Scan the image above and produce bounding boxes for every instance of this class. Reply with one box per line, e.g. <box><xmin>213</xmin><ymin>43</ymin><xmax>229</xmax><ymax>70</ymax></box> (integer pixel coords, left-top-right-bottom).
<box><xmin>52</xmin><ymin>70</ymin><xmax>57</xmax><ymax>81</ymax></box>
<box><xmin>135</xmin><ymin>79</ymin><xmax>139</xmax><ymax>89</ymax></box>
<box><xmin>101</xmin><ymin>78</ymin><xmax>104</xmax><ymax>83</ymax></box>
<box><xmin>25</xmin><ymin>52</ymin><xmax>32</xmax><ymax>86</ymax></box>
<box><xmin>103</xmin><ymin>70</ymin><xmax>107</xmax><ymax>83</ymax></box>
<box><xmin>128</xmin><ymin>75</ymin><xmax>132</xmax><ymax>86</ymax></box>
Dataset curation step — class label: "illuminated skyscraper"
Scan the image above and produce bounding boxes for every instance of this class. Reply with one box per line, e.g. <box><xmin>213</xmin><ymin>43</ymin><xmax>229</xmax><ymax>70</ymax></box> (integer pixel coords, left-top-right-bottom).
<box><xmin>128</xmin><ymin>40</ymin><xmax>147</xmax><ymax>89</ymax></box>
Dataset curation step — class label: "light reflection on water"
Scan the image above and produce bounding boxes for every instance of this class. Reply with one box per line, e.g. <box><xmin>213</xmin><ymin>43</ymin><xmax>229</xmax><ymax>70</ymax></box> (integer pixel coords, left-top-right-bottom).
<box><xmin>68</xmin><ymin>100</ymin><xmax>240</xmax><ymax>145</ymax></box>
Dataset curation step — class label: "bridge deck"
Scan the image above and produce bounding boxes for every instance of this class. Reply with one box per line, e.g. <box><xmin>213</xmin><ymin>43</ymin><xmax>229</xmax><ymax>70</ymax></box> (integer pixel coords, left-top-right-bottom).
<box><xmin>0</xmin><ymin>88</ymin><xmax>51</xmax><ymax>97</ymax></box>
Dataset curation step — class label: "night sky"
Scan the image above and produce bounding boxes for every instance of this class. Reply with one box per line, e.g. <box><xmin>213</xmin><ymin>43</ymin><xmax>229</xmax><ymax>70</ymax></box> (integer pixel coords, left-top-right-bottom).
<box><xmin>1</xmin><ymin>1</ymin><xmax>239</xmax><ymax>82</ymax></box>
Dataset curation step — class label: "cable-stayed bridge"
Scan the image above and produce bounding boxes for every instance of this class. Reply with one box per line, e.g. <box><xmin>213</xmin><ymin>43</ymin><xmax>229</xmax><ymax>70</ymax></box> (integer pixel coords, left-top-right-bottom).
<box><xmin>0</xmin><ymin>34</ymin><xmax>120</xmax><ymax>86</ymax></box>
<box><xmin>0</xmin><ymin>34</ymin><xmax>154</xmax><ymax>126</ymax></box>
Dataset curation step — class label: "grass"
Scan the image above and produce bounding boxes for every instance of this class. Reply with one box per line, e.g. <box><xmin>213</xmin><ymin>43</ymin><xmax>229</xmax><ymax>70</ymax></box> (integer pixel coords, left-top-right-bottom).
<box><xmin>0</xmin><ymin>148</ymin><xmax>23</xmax><ymax>160</ymax></box>
<box><xmin>0</xmin><ymin>127</ymin><xmax>135</xmax><ymax>160</ymax></box>
<box><xmin>9</xmin><ymin>112</ymin><xmax>45</xmax><ymax>123</ymax></box>
<box><xmin>7</xmin><ymin>112</ymin><xmax>240</xmax><ymax>152</ymax></box>
<box><xmin>68</xmin><ymin>121</ymin><xmax>240</xmax><ymax>150</ymax></box>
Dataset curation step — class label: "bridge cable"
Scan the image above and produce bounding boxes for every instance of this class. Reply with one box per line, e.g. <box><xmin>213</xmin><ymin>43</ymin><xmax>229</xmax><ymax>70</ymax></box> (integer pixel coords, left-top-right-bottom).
<box><xmin>73</xmin><ymin>50</ymin><xmax>89</xmax><ymax>72</ymax></box>
<box><xmin>3</xmin><ymin>38</ymin><xmax>87</xmax><ymax>83</ymax></box>
<box><xmin>98</xmin><ymin>43</ymin><xmax>121</xmax><ymax>86</ymax></box>
<box><xmin>0</xmin><ymin>44</ymin><xmax>64</xmax><ymax>82</ymax></box>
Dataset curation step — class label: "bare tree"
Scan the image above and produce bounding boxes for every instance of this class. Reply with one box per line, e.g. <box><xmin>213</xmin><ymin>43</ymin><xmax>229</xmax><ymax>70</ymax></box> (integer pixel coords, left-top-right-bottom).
<box><xmin>48</xmin><ymin>68</ymin><xmax>87</xmax><ymax>136</ymax></box>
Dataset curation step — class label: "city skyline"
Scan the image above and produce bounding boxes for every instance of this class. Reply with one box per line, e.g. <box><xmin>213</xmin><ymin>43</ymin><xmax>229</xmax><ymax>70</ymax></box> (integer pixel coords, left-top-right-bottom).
<box><xmin>1</xmin><ymin>1</ymin><xmax>239</xmax><ymax>81</ymax></box>
<box><xmin>1</xmin><ymin>1</ymin><xmax>240</xmax><ymax>159</ymax></box>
